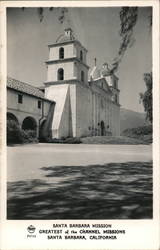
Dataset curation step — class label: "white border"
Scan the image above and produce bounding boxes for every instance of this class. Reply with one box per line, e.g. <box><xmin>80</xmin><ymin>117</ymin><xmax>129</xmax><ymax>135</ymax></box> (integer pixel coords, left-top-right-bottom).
<box><xmin>0</xmin><ymin>1</ymin><xmax>159</xmax><ymax>250</ymax></box>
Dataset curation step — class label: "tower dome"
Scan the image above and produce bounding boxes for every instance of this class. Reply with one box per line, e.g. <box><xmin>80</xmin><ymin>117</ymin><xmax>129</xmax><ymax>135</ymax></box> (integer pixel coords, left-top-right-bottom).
<box><xmin>56</xmin><ymin>28</ymin><xmax>75</xmax><ymax>43</ymax></box>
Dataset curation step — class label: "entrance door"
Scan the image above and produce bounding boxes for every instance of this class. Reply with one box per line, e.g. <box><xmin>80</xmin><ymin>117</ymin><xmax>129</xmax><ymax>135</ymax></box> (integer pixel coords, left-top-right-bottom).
<box><xmin>100</xmin><ymin>121</ymin><xmax>105</xmax><ymax>136</ymax></box>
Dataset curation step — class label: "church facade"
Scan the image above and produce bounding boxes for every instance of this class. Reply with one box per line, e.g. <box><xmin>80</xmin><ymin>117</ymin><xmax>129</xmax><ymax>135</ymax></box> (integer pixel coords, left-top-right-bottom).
<box><xmin>44</xmin><ymin>28</ymin><xmax>120</xmax><ymax>138</ymax></box>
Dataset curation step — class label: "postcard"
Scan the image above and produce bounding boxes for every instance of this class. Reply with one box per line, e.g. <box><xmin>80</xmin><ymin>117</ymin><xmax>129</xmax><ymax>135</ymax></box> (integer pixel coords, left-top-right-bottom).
<box><xmin>0</xmin><ymin>1</ymin><xmax>159</xmax><ymax>249</ymax></box>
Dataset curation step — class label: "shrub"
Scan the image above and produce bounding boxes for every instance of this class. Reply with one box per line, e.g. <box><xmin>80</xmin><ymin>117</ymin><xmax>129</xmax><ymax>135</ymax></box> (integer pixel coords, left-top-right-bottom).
<box><xmin>7</xmin><ymin>120</ymin><xmax>38</xmax><ymax>145</ymax></box>
<box><xmin>47</xmin><ymin>137</ymin><xmax>82</xmax><ymax>144</ymax></box>
<box><xmin>7</xmin><ymin>120</ymin><xmax>23</xmax><ymax>144</ymax></box>
<box><xmin>121</xmin><ymin>125</ymin><xmax>152</xmax><ymax>143</ymax></box>
<box><xmin>23</xmin><ymin>130</ymin><xmax>38</xmax><ymax>143</ymax></box>
<box><xmin>122</xmin><ymin>125</ymin><xmax>152</xmax><ymax>136</ymax></box>
<box><xmin>64</xmin><ymin>137</ymin><xmax>81</xmax><ymax>144</ymax></box>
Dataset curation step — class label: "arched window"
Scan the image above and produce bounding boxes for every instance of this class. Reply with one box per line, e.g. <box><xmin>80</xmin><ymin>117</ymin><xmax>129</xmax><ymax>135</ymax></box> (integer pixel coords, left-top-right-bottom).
<box><xmin>80</xmin><ymin>50</ymin><xmax>83</xmax><ymax>61</ymax></box>
<box><xmin>81</xmin><ymin>71</ymin><xmax>84</xmax><ymax>82</ymax></box>
<box><xmin>59</xmin><ymin>47</ymin><xmax>64</xmax><ymax>59</ymax></box>
<box><xmin>58</xmin><ymin>68</ymin><xmax>64</xmax><ymax>80</ymax></box>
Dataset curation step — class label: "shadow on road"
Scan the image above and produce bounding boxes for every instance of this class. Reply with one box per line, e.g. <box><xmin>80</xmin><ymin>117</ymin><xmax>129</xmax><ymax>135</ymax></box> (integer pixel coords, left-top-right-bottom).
<box><xmin>7</xmin><ymin>161</ymin><xmax>152</xmax><ymax>219</ymax></box>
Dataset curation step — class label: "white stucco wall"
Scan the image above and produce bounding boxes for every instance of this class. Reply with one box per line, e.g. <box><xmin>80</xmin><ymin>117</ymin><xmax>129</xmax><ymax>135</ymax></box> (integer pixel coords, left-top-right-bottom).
<box><xmin>74</xmin><ymin>81</ymin><xmax>114</xmax><ymax>137</ymax></box>
<box><xmin>69</xmin><ymin>84</ymin><xmax>76</xmax><ymax>137</ymax></box>
<box><xmin>76</xmin><ymin>63</ymin><xmax>88</xmax><ymax>84</ymax></box>
<box><xmin>45</xmin><ymin>84</ymin><xmax>71</xmax><ymax>138</ymax></box>
<box><xmin>45</xmin><ymin>83</ymin><xmax>78</xmax><ymax>138</ymax></box>
<box><xmin>74</xmin><ymin>42</ymin><xmax>87</xmax><ymax>64</ymax></box>
<box><xmin>58</xmin><ymin>89</ymin><xmax>71</xmax><ymax>138</ymax></box>
<box><xmin>7</xmin><ymin>88</ymin><xmax>51</xmax><ymax>126</ymax></box>
<box><xmin>49</xmin><ymin>42</ymin><xmax>87</xmax><ymax>63</ymax></box>
<box><xmin>47</xmin><ymin>61</ymin><xmax>88</xmax><ymax>85</ymax></box>
<box><xmin>76</xmin><ymin>84</ymin><xmax>92</xmax><ymax>137</ymax></box>
<box><xmin>49</xmin><ymin>44</ymin><xmax>74</xmax><ymax>60</ymax></box>
<box><xmin>47</xmin><ymin>61</ymin><xmax>75</xmax><ymax>82</ymax></box>
<box><xmin>44</xmin><ymin>79</ymin><xmax>120</xmax><ymax>138</ymax></box>
<box><xmin>90</xmin><ymin>81</ymin><xmax>113</xmax><ymax>136</ymax></box>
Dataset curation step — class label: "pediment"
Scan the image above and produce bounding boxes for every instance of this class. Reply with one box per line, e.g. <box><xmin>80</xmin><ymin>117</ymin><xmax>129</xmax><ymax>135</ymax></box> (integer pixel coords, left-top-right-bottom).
<box><xmin>93</xmin><ymin>77</ymin><xmax>112</xmax><ymax>94</ymax></box>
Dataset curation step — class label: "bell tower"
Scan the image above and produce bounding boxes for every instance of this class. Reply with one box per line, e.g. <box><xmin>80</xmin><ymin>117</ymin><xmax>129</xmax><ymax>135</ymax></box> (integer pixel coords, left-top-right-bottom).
<box><xmin>44</xmin><ymin>28</ymin><xmax>89</xmax><ymax>139</ymax></box>
<box><xmin>101</xmin><ymin>63</ymin><xmax>120</xmax><ymax>105</ymax></box>
<box><xmin>45</xmin><ymin>28</ymin><xmax>89</xmax><ymax>84</ymax></box>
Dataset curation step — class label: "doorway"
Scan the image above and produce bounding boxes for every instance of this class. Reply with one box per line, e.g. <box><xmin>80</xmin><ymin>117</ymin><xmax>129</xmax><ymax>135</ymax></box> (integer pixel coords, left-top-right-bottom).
<box><xmin>100</xmin><ymin>121</ymin><xmax>105</xmax><ymax>136</ymax></box>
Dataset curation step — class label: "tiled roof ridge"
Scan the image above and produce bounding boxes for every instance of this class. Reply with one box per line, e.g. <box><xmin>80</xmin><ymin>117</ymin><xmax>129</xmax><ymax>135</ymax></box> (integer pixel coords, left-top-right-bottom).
<box><xmin>7</xmin><ymin>76</ymin><xmax>41</xmax><ymax>91</ymax></box>
<box><xmin>7</xmin><ymin>76</ymin><xmax>53</xmax><ymax>102</ymax></box>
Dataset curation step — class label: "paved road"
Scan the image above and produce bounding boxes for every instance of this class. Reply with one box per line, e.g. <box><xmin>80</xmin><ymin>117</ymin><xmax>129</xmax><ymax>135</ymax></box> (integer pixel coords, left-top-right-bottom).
<box><xmin>7</xmin><ymin>143</ymin><xmax>152</xmax><ymax>182</ymax></box>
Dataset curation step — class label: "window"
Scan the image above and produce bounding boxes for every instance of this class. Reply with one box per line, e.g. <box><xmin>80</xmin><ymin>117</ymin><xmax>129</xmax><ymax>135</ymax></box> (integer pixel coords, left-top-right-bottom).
<box><xmin>80</xmin><ymin>50</ymin><xmax>83</xmax><ymax>61</ymax></box>
<box><xmin>18</xmin><ymin>94</ymin><xmax>23</xmax><ymax>104</ymax></box>
<box><xmin>38</xmin><ymin>100</ymin><xmax>41</xmax><ymax>109</ymax></box>
<box><xmin>101</xmin><ymin>82</ymin><xmax>104</xmax><ymax>89</ymax></box>
<box><xmin>58</xmin><ymin>68</ymin><xmax>64</xmax><ymax>80</ymax></box>
<box><xmin>81</xmin><ymin>71</ymin><xmax>84</xmax><ymax>82</ymax></box>
<box><xmin>115</xmin><ymin>94</ymin><xmax>118</xmax><ymax>103</ymax></box>
<box><xmin>59</xmin><ymin>47</ymin><xmax>64</xmax><ymax>59</ymax></box>
<box><xmin>114</xmin><ymin>79</ymin><xmax>117</xmax><ymax>89</ymax></box>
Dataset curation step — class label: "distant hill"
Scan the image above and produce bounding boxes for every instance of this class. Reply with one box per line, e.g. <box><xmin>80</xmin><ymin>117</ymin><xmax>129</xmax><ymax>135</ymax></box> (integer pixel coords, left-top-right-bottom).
<box><xmin>120</xmin><ymin>108</ymin><xmax>146</xmax><ymax>133</ymax></box>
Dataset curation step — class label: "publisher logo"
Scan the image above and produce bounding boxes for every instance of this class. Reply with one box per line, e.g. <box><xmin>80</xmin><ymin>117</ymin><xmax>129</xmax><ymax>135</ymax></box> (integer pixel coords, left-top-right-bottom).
<box><xmin>27</xmin><ymin>225</ymin><xmax>36</xmax><ymax>234</ymax></box>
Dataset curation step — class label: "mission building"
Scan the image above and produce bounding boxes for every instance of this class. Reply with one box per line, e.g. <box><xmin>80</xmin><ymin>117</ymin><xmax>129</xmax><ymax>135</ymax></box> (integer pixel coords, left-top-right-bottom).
<box><xmin>7</xmin><ymin>28</ymin><xmax>120</xmax><ymax>139</ymax></box>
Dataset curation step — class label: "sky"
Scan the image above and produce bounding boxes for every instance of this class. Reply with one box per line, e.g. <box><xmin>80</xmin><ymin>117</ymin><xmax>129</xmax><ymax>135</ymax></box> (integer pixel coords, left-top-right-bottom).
<box><xmin>7</xmin><ymin>7</ymin><xmax>152</xmax><ymax>112</ymax></box>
